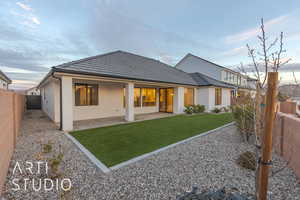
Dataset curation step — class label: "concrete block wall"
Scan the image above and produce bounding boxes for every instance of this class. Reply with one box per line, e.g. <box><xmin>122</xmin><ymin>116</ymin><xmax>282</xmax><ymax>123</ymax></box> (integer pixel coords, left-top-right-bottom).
<box><xmin>273</xmin><ymin>112</ymin><xmax>300</xmax><ymax>179</ymax></box>
<box><xmin>0</xmin><ymin>89</ymin><xmax>25</xmax><ymax>195</ymax></box>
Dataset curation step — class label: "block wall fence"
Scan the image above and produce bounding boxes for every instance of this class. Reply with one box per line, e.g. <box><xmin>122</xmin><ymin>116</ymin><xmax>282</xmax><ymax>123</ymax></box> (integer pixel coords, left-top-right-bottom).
<box><xmin>0</xmin><ymin>89</ymin><xmax>25</xmax><ymax>195</ymax></box>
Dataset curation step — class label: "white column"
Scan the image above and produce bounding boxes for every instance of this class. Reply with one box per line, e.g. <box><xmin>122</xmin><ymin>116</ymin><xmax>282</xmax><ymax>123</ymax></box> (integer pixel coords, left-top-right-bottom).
<box><xmin>156</xmin><ymin>88</ymin><xmax>160</xmax><ymax>112</ymax></box>
<box><xmin>194</xmin><ymin>88</ymin><xmax>198</xmax><ymax>105</ymax></box>
<box><xmin>125</xmin><ymin>82</ymin><xmax>134</xmax><ymax>121</ymax></box>
<box><xmin>61</xmin><ymin>76</ymin><xmax>73</xmax><ymax>131</ymax></box>
<box><xmin>173</xmin><ymin>86</ymin><xmax>184</xmax><ymax>114</ymax></box>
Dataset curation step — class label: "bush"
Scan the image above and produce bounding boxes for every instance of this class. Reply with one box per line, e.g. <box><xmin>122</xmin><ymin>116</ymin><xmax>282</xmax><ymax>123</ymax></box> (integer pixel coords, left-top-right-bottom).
<box><xmin>185</xmin><ymin>105</ymin><xmax>205</xmax><ymax>114</ymax></box>
<box><xmin>222</xmin><ymin>106</ymin><xmax>230</xmax><ymax>112</ymax></box>
<box><xmin>236</xmin><ymin>151</ymin><xmax>256</xmax><ymax>171</ymax></box>
<box><xmin>184</xmin><ymin>106</ymin><xmax>193</xmax><ymax>114</ymax></box>
<box><xmin>231</xmin><ymin>94</ymin><xmax>255</xmax><ymax>142</ymax></box>
<box><xmin>192</xmin><ymin>105</ymin><xmax>205</xmax><ymax>113</ymax></box>
<box><xmin>211</xmin><ymin>107</ymin><xmax>221</xmax><ymax>113</ymax></box>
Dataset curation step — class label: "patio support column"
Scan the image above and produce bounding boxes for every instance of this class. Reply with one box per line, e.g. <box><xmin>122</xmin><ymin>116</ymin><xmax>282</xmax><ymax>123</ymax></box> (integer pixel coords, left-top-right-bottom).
<box><xmin>173</xmin><ymin>86</ymin><xmax>184</xmax><ymax>114</ymax></box>
<box><xmin>194</xmin><ymin>88</ymin><xmax>198</xmax><ymax>105</ymax></box>
<box><xmin>125</xmin><ymin>82</ymin><xmax>134</xmax><ymax>121</ymax></box>
<box><xmin>61</xmin><ymin>76</ymin><xmax>73</xmax><ymax>131</ymax></box>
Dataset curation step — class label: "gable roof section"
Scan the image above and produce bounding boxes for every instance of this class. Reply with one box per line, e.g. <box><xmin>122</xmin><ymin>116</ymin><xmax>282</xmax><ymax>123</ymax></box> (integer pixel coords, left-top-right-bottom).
<box><xmin>189</xmin><ymin>72</ymin><xmax>235</xmax><ymax>89</ymax></box>
<box><xmin>0</xmin><ymin>70</ymin><xmax>12</xmax><ymax>84</ymax></box>
<box><xmin>52</xmin><ymin>51</ymin><xmax>198</xmax><ymax>86</ymax></box>
<box><xmin>175</xmin><ymin>53</ymin><xmax>239</xmax><ymax>74</ymax></box>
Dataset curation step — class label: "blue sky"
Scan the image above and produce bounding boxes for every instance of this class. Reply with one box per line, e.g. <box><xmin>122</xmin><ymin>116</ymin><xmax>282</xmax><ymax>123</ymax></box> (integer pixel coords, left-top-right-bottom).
<box><xmin>0</xmin><ymin>0</ymin><xmax>300</xmax><ymax>89</ymax></box>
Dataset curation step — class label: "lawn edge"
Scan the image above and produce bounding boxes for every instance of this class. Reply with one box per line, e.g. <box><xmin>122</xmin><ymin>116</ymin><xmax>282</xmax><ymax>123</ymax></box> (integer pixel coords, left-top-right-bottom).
<box><xmin>64</xmin><ymin>132</ymin><xmax>111</xmax><ymax>173</ymax></box>
<box><xmin>109</xmin><ymin>121</ymin><xmax>235</xmax><ymax>171</ymax></box>
<box><xmin>65</xmin><ymin>121</ymin><xmax>235</xmax><ymax>173</ymax></box>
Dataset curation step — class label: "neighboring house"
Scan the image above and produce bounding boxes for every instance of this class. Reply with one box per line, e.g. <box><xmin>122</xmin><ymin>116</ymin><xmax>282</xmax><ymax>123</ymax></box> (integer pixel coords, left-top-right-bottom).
<box><xmin>0</xmin><ymin>70</ymin><xmax>12</xmax><ymax>90</ymax></box>
<box><xmin>38</xmin><ymin>51</ymin><xmax>235</xmax><ymax>131</ymax></box>
<box><xmin>175</xmin><ymin>53</ymin><xmax>255</xmax><ymax>94</ymax></box>
<box><xmin>189</xmin><ymin>73</ymin><xmax>235</xmax><ymax>110</ymax></box>
<box><xmin>26</xmin><ymin>87</ymin><xmax>40</xmax><ymax>95</ymax></box>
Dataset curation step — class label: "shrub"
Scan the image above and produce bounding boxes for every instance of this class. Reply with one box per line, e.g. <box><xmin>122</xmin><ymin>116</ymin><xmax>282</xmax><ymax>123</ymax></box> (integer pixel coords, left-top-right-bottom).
<box><xmin>42</xmin><ymin>142</ymin><xmax>52</xmax><ymax>154</ymax></box>
<box><xmin>231</xmin><ymin>94</ymin><xmax>255</xmax><ymax>142</ymax></box>
<box><xmin>211</xmin><ymin>107</ymin><xmax>221</xmax><ymax>113</ymax></box>
<box><xmin>193</xmin><ymin>105</ymin><xmax>205</xmax><ymax>113</ymax></box>
<box><xmin>184</xmin><ymin>106</ymin><xmax>193</xmax><ymax>114</ymax></box>
<box><xmin>236</xmin><ymin>151</ymin><xmax>256</xmax><ymax>171</ymax></box>
<box><xmin>222</xmin><ymin>106</ymin><xmax>230</xmax><ymax>112</ymax></box>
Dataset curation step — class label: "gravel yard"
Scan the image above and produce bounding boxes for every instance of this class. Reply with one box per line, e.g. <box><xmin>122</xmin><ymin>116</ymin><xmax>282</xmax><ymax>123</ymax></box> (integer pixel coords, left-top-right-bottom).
<box><xmin>3</xmin><ymin>110</ymin><xmax>300</xmax><ymax>200</ymax></box>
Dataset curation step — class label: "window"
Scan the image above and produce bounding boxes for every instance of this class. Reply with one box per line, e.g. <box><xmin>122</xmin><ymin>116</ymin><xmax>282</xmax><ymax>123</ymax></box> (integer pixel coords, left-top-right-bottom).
<box><xmin>215</xmin><ymin>88</ymin><xmax>222</xmax><ymax>105</ymax></box>
<box><xmin>134</xmin><ymin>88</ymin><xmax>141</xmax><ymax>107</ymax></box>
<box><xmin>142</xmin><ymin>88</ymin><xmax>156</xmax><ymax>106</ymax></box>
<box><xmin>75</xmin><ymin>83</ymin><xmax>98</xmax><ymax>106</ymax></box>
<box><xmin>184</xmin><ymin>88</ymin><xmax>194</xmax><ymax>106</ymax></box>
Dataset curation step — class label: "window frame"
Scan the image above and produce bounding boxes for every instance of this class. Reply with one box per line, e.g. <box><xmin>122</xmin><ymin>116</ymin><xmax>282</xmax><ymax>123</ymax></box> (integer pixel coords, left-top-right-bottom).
<box><xmin>74</xmin><ymin>83</ymin><xmax>99</xmax><ymax>106</ymax></box>
<box><xmin>134</xmin><ymin>88</ymin><xmax>141</xmax><ymax>107</ymax></box>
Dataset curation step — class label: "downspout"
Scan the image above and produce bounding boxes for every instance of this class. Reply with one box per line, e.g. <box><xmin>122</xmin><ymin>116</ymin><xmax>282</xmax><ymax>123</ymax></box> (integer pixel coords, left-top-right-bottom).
<box><xmin>52</xmin><ymin>74</ymin><xmax>63</xmax><ymax>131</ymax></box>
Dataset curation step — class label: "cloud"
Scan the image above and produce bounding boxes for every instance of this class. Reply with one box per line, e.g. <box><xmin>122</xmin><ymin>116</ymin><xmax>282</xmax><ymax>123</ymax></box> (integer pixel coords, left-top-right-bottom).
<box><xmin>220</xmin><ymin>46</ymin><xmax>247</xmax><ymax>57</ymax></box>
<box><xmin>88</xmin><ymin>3</ymin><xmax>216</xmax><ymax>62</ymax></box>
<box><xmin>31</xmin><ymin>17</ymin><xmax>40</xmax><ymax>25</ymax></box>
<box><xmin>16</xmin><ymin>2</ymin><xmax>33</xmax><ymax>11</ymax></box>
<box><xmin>13</xmin><ymin>2</ymin><xmax>41</xmax><ymax>27</ymax></box>
<box><xmin>224</xmin><ymin>15</ymin><xmax>290</xmax><ymax>44</ymax></box>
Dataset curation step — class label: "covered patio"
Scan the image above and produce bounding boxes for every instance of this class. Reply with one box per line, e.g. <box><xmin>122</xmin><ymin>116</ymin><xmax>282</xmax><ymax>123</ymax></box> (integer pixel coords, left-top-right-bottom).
<box><xmin>58</xmin><ymin>75</ymin><xmax>194</xmax><ymax>131</ymax></box>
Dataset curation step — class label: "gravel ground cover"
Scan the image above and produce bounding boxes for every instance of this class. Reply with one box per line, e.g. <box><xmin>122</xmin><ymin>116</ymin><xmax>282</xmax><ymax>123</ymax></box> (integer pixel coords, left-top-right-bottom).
<box><xmin>3</xmin><ymin>110</ymin><xmax>300</xmax><ymax>200</ymax></box>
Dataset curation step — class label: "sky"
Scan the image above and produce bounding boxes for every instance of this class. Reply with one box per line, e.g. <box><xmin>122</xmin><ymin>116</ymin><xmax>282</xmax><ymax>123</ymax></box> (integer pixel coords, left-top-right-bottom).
<box><xmin>1</xmin><ymin>0</ymin><xmax>300</xmax><ymax>89</ymax></box>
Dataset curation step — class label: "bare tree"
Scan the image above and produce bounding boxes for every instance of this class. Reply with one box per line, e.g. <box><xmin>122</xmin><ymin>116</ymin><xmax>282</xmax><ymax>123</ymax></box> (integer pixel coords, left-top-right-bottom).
<box><xmin>246</xmin><ymin>18</ymin><xmax>291</xmax><ymax>89</ymax></box>
<box><xmin>236</xmin><ymin>18</ymin><xmax>292</xmax><ymax>199</ymax></box>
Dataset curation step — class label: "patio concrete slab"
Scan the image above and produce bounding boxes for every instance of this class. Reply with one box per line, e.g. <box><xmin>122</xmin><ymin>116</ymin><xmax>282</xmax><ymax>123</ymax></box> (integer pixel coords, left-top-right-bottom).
<box><xmin>73</xmin><ymin>112</ymin><xmax>174</xmax><ymax>130</ymax></box>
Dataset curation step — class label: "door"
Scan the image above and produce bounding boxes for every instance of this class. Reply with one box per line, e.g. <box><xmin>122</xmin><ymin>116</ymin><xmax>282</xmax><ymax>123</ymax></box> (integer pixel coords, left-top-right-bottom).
<box><xmin>159</xmin><ymin>88</ymin><xmax>174</xmax><ymax>113</ymax></box>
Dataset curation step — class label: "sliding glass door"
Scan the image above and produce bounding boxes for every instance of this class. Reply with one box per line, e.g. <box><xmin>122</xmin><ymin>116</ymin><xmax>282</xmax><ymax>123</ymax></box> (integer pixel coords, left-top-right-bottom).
<box><xmin>159</xmin><ymin>88</ymin><xmax>174</xmax><ymax>113</ymax></box>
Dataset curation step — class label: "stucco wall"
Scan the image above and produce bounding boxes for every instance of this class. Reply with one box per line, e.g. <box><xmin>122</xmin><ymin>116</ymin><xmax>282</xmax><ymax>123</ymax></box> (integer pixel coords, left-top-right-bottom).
<box><xmin>41</xmin><ymin>80</ymin><xmax>60</xmax><ymax>122</ymax></box>
<box><xmin>273</xmin><ymin>112</ymin><xmax>300</xmax><ymax>179</ymax></box>
<box><xmin>196</xmin><ymin>87</ymin><xmax>231</xmax><ymax>111</ymax></box>
<box><xmin>73</xmin><ymin>84</ymin><xmax>124</xmax><ymax>121</ymax></box>
<box><xmin>0</xmin><ymin>89</ymin><xmax>25</xmax><ymax>194</ymax></box>
<box><xmin>74</xmin><ymin>83</ymin><xmax>160</xmax><ymax>121</ymax></box>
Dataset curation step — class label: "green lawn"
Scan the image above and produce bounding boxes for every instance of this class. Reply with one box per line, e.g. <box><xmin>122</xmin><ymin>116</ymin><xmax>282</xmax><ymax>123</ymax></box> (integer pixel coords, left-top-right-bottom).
<box><xmin>70</xmin><ymin>113</ymin><xmax>233</xmax><ymax>167</ymax></box>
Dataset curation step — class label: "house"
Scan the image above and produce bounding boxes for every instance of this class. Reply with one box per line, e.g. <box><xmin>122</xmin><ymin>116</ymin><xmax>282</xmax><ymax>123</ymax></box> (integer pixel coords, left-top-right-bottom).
<box><xmin>189</xmin><ymin>72</ymin><xmax>235</xmax><ymax>110</ymax></box>
<box><xmin>38</xmin><ymin>51</ymin><xmax>236</xmax><ymax>131</ymax></box>
<box><xmin>26</xmin><ymin>87</ymin><xmax>40</xmax><ymax>95</ymax></box>
<box><xmin>0</xmin><ymin>70</ymin><xmax>11</xmax><ymax>90</ymax></box>
<box><xmin>175</xmin><ymin>53</ymin><xmax>256</xmax><ymax>96</ymax></box>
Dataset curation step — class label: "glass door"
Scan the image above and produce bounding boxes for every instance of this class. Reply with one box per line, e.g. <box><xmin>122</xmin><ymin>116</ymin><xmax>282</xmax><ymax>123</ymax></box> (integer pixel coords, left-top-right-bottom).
<box><xmin>159</xmin><ymin>88</ymin><xmax>174</xmax><ymax>113</ymax></box>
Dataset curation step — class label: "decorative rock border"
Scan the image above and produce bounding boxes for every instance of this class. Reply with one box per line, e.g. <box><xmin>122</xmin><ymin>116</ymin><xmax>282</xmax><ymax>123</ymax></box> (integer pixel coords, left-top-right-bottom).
<box><xmin>65</xmin><ymin>122</ymin><xmax>235</xmax><ymax>173</ymax></box>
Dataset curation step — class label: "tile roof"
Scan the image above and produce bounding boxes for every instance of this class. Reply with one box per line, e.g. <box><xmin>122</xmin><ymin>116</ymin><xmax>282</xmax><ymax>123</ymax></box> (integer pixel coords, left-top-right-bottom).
<box><xmin>52</xmin><ymin>51</ymin><xmax>198</xmax><ymax>86</ymax></box>
<box><xmin>189</xmin><ymin>72</ymin><xmax>235</xmax><ymax>89</ymax></box>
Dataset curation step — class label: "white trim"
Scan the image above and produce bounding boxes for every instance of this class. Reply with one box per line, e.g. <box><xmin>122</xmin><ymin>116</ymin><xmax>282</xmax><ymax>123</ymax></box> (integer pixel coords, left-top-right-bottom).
<box><xmin>65</xmin><ymin>122</ymin><xmax>235</xmax><ymax>173</ymax></box>
<box><xmin>64</xmin><ymin>133</ymin><xmax>111</xmax><ymax>173</ymax></box>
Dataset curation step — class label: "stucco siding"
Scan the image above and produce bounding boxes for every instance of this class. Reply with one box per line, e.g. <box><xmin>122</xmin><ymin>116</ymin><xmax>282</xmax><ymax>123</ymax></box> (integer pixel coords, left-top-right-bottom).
<box><xmin>73</xmin><ymin>84</ymin><xmax>124</xmax><ymax>121</ymax></box>
<box><xmin>196</xmin><ymin>87</ymin><xmax>231</xmax><ymax>111</ymax></box>
<box><xmin>73</xmin><ymin>83</ymin><xmax>159</xmax><ymax>121</ymax></box>
<box><xmin>41</xmin><ymin>81</ymin><xmax>56</xmax><ymax>121</ymax></box>
<box><xmin>196</xmin><ymin>87</ymin><xmax>210</xmax><ymax>110</ymax></box>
